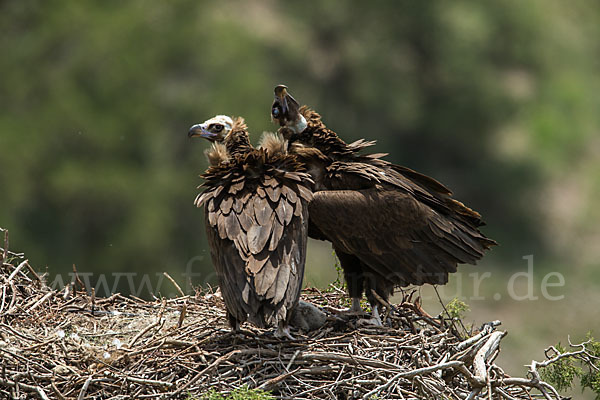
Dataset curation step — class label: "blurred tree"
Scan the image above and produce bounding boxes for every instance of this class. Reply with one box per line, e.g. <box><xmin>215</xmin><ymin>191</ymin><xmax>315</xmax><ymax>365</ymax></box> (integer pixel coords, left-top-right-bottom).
<box><xmin>0</xmin><ymin>0</ymin><xmax>599</xmax><ymax>296</ymax></box>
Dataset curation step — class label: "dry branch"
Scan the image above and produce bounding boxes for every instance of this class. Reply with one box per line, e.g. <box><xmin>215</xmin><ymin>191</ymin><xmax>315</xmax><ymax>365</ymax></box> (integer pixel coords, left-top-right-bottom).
<box><xmin>0</xmin><ymin>227</ymin><xmax>567</xmax><ymax>399</ymax></box>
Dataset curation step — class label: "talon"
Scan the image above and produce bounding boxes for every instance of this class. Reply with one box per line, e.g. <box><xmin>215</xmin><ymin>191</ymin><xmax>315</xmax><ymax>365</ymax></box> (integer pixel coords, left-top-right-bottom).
<box><xmin>326</xmin><ymin>298</ymin><xmax>366</xmax><ymax>316</ymax></box>
<box><xmin>351</xmin><ymin>297</ymin><xmax>362</xmax><ymax>312</ymax></box>
<box><xmin>275</xmin><ymin>324</ymin><xmax>295</xmax><ymax>340</ymax></box>
<box><xmin>371</xmin><ymin>304</ymin><xmax>383</xmax><ymax>325</ymax></box>
<box><xmin>356</xmin><ymin>305</ymin><xmax>383</xmax><ymax>327</ymax></box>
<box><xmin>357</xmin><ymin>317</ymin><xmax>383</xmax><ymax>327</ymax></box>
<box><xmin>344</xmin><ymin>310</ymin><xmax>367</xmax><ymax>317</ymax></box>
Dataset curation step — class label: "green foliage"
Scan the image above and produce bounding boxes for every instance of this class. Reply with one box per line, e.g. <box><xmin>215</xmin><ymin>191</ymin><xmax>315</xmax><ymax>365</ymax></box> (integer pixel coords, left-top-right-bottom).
<box><xmin>539</xmin><ymin>333</ymin><xmax>600</xmax><ymax>398</ymax></box>
<box><xmin>580</xmin><ymin>333</ymin><xmax>600</xmax><ymax>399</ymax></box>
<box><xmin>327</xmin><ymin>250</ymin><xmax>353</xmax><ymax>308</ymax></box>
<box><xmin>580</xmin><ymin>373</ymin><xmax>600</xmax><ymax>400</ymax></box>
<box><xmin>446</xmin><ymin>298</ymin><xmax>470</xmax><ymax>320</ymax></box>
<box><xmin>539</xmin><ymin>344</ymin><xmax>582</xmax><ymax>392</ymax></box>
<box><xmin>1</xmin><ymin>0</ymin><xmax>600</xmax><ymax>296</ymax></box>
<box><xmin>331</xmin><ymin>250</ymin><xmax>346</xmax><ymax>290</ymax></box>
<box><xmin>200</xmin><ymin>386</ymin><xmax>274</xmax><ymax>400</ymax></box>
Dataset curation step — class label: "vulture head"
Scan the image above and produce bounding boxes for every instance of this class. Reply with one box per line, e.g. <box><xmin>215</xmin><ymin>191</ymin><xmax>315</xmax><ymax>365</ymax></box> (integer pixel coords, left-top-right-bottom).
<box><xmin>272</xmin><ymin>85</ymin><xmax>307</xmax><ymax>134</ymax></box>
<box><xmin>188</xmin><ymin>115</ymin><xmax>251</xmax><ymax>161</ymax></box>
<box><xmin>188</xmin><ymin>115</ymin><xmax>234</xmax><ymax>142</ymax></box>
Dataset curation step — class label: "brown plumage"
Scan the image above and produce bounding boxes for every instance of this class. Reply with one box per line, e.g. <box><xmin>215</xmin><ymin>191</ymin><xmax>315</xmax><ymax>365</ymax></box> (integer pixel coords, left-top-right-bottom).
<box><xmin>188</xmin><ymin>115</ymin><xmax>313</xmax><ymax>337</ymax></box>
<box><xmin>258</xmin><ymin>131</ymin><xmax>288</xmax><ymax>155</ymax></box>
<box><xmin>204</xmin><ymin>142</ymin><xmax>229</xmax><ymax>166</ymax></box>
<box><xmin>272</xmin><ymin>85</ymin><xmax>496</xmax><ymax>323</ymax></box>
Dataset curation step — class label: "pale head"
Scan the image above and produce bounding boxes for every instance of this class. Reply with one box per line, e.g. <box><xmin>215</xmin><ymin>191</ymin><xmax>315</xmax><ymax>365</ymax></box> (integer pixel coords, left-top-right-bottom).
<box><xmin>188</xmin><ymin>115</ymin><xmax>234</xmax><ymax>142</ymax></box>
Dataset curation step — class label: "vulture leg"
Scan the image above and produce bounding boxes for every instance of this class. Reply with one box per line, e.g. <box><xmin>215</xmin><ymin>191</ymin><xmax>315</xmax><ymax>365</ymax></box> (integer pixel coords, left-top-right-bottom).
<box><xmin>274</xmin><ymin>322</ymin><xmax>295</xmax><ymax>340</ymax></box>
<box><xmin>351</xmin><ymin>298</ymin><xmax>362</xmax><ymax>313</ymax></box>
<box><xmin>335</xmin><ymin>249</ymin><xmax>366</xmax><ymax>315</ymax></box>
<box><xmin>356</xmin><ymin>305</ymin><xmax>383</xmax><ymax>327</ymax></box>
<box><xmin>370</xmin><ymin>305</ymin><xmax>383</xmax><ymax>326</ymax></box>
<box><xmin>364</xmin><ymin>278</ymin><xmax>393</xmax><ymax>326</ymax></box>
<box><xmin>227</xmin><ymin>311</ymin><xmax>241</xmax><ymax>332</ymax></box>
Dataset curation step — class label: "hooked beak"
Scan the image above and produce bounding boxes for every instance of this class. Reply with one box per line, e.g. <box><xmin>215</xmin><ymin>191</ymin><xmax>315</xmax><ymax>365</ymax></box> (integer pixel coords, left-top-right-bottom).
<box><xmin>272</xmin><ymin>84</ymin><xmax>307</xmax><ymax>134</ymax></box>
<box><xmin>274</xmin><ymin>85</ymin><xmax>290</xmax><ymax>115</ymax></box>
<box><xmin>274</xmin><ymin>84</ymin><xmax>300</xmax><ymax>117</ymax></box>
<box><xmin>188</xmin><ymin>123</ymin><xmax>216</xmax><ymax>139</ymax></box>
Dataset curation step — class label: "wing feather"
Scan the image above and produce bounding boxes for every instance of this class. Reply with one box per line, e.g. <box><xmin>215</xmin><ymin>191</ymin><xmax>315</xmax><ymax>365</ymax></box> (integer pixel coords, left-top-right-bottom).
<box><xmin>269</xmin><ymin>219</ymin><xmax>285</xmax><ymax>251</ymax></box>
<box><xmin>224</xmin><ymin>212</ymin><xmax>241</xmax><ymax>240</ymax></box>
<box><xmin>247</xmin><ymin>251</ymin><xmax>269</xmax><ymax>274</ymax></box>
<box><xmin>254</xmin><ymin>257</ymin><xmax>278</xmax><ymax>296</ymax></box>
<box><xmin>275</xmin><ymin>198</ymin><xmax>289</xmax><ymax>224</ymax></box>
<box><xmin>199</xmin><ymin>146</ymin><xmax>312</xmax><ymax>329</ymax></box>
<box><xmin>266</xmin><ymin>257</ymin><xmax>290</xmax><ymax>304</ymax></box>
<box><xmin>254</xmin><ymin>196</ymin><xmax>272</xmax><ymax>226</ymax></box>
<box><xmin>247</xmin><ymin>224</ymin><xmax>271</xmax><ymax>255</ymax></box>
<box><xmin>237</xmin><ymin>208</ymin><xmax>254</xmax><ymax>232</ymax></box>
<box><xmin>309</xmin><ymin>188</ymin><xmax>491</xmax><ymax>287</ymax></box>
<box><xmin>282</xmin><ymin>185</ymin><xmax>298</xmax><ymax>203</ymax></box>
<box><xmin>229</xmin><ymin>180</ymin><xmax>244</xmax><ymax>194</ymax></box>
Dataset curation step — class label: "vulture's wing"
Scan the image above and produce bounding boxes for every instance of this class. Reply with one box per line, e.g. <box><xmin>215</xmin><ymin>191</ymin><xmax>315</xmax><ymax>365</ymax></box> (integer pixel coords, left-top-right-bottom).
<box><xmin>327</xmin><ymin>160</ymin><xmax>488</xmax><ymax>229</ymax></box>
<box><xmin>390</xmin><ymin>165</ymin><xmax>486</xmax><ymax>226</ymax></box>
<box><xmin>308</xmin><ymin>187</ymin><xmax>494</xmax><ymax>286</ymax></box>
<box><xmin>197</xmin><ymin>165</ymin><xmax>312</xmax><ymax>327</ymax></box>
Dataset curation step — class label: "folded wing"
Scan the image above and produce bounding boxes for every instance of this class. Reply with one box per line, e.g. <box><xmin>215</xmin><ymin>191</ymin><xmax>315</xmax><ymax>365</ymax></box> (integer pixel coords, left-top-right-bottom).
<box><xmin>198</xmin><ymin>156</ymin><xmax>312</xmax><ymax>327</ymax></box>
<box><xmin>309</xmin><ymin>186</ymin><xmax>493</xmax><ymax>287</ymax></box>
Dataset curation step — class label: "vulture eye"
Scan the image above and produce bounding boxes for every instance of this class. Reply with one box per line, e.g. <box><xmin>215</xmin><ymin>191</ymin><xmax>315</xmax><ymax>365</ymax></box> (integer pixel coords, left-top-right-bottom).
<box><xmin>212</xmin><ymin>124</ymin><xmax>224</xmax><ymax>133</ymax></box>
<box><xmin>272</xmin><ymin>106</ymin><xmax>280</xmax><ymax>118</ymax></box>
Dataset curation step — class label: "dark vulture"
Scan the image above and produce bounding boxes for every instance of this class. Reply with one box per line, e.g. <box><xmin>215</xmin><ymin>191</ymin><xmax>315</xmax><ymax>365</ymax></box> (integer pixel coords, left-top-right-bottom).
<box><xmin>271</xmin><ymin>85</ymin><xmax>496</xmax><ymax>324</ymax></box>
<box><xmin>188</xmin><ymin>115</ymin><xmax>313</xmax><ymax>337</ymax></box>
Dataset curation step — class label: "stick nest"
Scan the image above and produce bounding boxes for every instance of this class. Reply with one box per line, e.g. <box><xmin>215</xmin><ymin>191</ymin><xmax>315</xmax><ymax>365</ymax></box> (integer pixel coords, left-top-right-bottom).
<box><xmin>0</xmin><ymin>228</ymin><xmax>564</xmax><ymax>400</ymax></box>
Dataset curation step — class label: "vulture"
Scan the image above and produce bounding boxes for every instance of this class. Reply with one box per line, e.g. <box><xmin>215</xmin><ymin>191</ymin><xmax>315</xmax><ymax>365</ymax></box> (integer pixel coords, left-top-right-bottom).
<box><xmin>188</xmin><ymin>115</ymin><xmax>313</xmax><ymax>338</ymax></box>
<box><xmin>271</xmin><ymin>85</ymin><xmax>496</xmax><ymax>324</ymax></box>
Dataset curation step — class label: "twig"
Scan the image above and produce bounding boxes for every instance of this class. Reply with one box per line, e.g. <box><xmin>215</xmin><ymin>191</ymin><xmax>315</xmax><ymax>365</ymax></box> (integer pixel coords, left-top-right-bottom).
<box><xmin>473</xmin><ymin>331</ymin><xmax>507</xmax><ymax>383</ymax></box>
<box><xmin>50</xmin><ymin>380</ymin><xmax>67</xmax><ymax>400</ymax></box>
<box><xmin>7</xmin><ymin>260</ymin><xmax>28</xmax><ymax>282</ymax></box>
<box><xmin>77</xmin><ymin>376</ymin><xmax>94</xmax><ymax>400</ymax></box>
<box><xmin>0</xmin><ymin>378</ymin><xmax>51</xmax><ymax>400</ymax></box>
<box><xmin>71</xmin><ymin>264</ymin><xmax>85</xmax><ymax>292</ymax></box>
<box><xmin>176</xmin><ymin>301</ymin><xmax>187</xmax><ymax>329</ymax></box>
<box><xmin>27</xmin><ymin>291</ymin><xmax>54</xmax><ymax>313</ymax></box>
<box><xmin>172</xmin><ymin>349</ymin><xmax>244</xmax><ymax>395</ymax></box>
<box><xmin>90</xmin><ymin>287</ymin><xmax>96</xmax><ymax>315</ymax></box>
<box><xmin>434</xmin><ymin>286</ymin><xmax>468</xmax><ymax>335</ymax></box>
<box><xmin>125</xmin><ymin>376</ymin><xmax>174</xmax><ymax>388</ymax></box>
<box><xmin>163</xmin><ymin>272</ymin><xmax>185</xmax><ymax>297</ymax></box>
<box><xmin>0</xmin><ymin>243</ymin><xmax>571</xmax><ymax>400</ymax></box>
<box><xmin>1</xmin><ymin>228</ymin><xmax>8</xmax><ymax>263</ymax></box>
<box><xmin>362</xmin><ymin>360</ymin><xmax>465</xmax><ymax>399</ymax></box>
<box><xmin>457</xmin><ymin>321</ymin><xmax>501</xmax><ymax>351</ymax></box>
<box><xmin>23</xmin><ymin>260</ymin><xmax>42</xmax><ymax>283</ymax></box>
<box><xmin>258</xmin><ymin>367</ymin><xmax>301</xmax><ymax>390</ymax></box>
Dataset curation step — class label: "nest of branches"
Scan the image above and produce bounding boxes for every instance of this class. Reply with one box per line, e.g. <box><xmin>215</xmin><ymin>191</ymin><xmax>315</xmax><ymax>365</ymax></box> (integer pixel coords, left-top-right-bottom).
<box><xmin>0</xmin><ymin>228</ymin><xmax>570</xmax><ymax>399</ymax></box>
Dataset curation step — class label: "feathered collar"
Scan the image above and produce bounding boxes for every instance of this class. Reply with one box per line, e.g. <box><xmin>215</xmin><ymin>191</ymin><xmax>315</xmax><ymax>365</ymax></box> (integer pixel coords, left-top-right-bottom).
<box><xmin>279</xmin><ymin>106</ymin><xmax>380</xmax><ymax>163</ymax></box>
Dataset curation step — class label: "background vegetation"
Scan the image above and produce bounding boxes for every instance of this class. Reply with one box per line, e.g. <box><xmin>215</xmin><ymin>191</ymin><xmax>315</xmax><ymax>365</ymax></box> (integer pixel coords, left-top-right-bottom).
<box><xmin>1</xmin><ymin>1</ymin><xmax>599</xmax><ymax>397</ymax></box>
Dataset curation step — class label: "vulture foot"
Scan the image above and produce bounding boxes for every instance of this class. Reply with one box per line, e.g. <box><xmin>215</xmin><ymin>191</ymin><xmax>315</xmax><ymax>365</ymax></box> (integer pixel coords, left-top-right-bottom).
<box><xmin>357</xmin><ymin>317</ymin><xmax>383</xmax><ymax>327</ymax></box>
<box><xmin>349</xmin><ymin>297</ymin><xmax>364</xmax><ymax>314</ymax></box>
<box><xmin>274</xmin><ymin>324</ymin><xmax>295</xmax><ymax>340</ymax></box>
<box><xmin>357</xmin><ymin>305</ymin><xmax>383</xmax><ymax>327</ymax></box>
<box><xmin>323</xmin><ymin>298</ymin><xmax>367</xmax><ymax>316</ymax></box>
<box><xmin>344</xmin><ymin>298</ymin><xmax>368</xmax><ymax>316</ymax></box>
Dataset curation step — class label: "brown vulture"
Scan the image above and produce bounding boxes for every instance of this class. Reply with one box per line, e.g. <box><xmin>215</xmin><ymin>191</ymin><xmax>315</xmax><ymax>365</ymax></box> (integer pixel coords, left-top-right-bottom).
<box><xmin>188</xmin><ymin>115</ymin><xmax>313</xmax><ymax>338</ymax></box>
<box><xmin>271</xmin><ymin>85</ymin><xmax>496</xmax><ymax>324</ymax></box>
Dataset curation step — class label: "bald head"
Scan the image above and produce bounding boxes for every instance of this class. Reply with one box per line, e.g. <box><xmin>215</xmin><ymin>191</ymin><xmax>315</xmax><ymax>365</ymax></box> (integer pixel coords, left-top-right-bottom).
<box><xmin>188</xmin><ymin>115</ymin><xmax>234</xmax><ymax>142</ymax></box>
